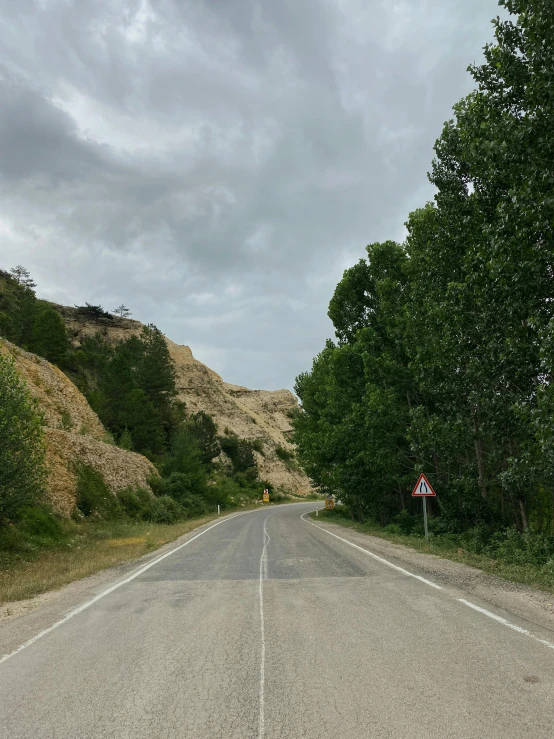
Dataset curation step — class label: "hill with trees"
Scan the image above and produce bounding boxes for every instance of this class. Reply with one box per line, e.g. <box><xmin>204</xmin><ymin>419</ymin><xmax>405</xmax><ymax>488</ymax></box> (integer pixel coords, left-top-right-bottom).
<box><xmin>0</xmin><ymin>265</ymin><xmax>309</xmax><ymax>539</ymax></box>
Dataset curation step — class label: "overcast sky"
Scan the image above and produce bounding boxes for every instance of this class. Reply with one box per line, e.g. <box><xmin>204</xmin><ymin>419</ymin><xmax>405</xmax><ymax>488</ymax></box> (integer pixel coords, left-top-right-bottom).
<box><xmin>0</xmin><ymin>0</ymin><xmax>503</xmax><ymax>391</ymax></box>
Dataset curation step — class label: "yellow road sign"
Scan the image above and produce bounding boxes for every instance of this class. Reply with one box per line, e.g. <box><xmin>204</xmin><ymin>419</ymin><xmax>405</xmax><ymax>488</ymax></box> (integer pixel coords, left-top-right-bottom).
<box><xmin>325</xmin><ymin>498</ymin><xmax>335</xmax><ymax>510</ymax></box>
<box><xmin>263</xmin><ymin>489</ymin><xmax>269</xmax><ymax>502</ymax></box>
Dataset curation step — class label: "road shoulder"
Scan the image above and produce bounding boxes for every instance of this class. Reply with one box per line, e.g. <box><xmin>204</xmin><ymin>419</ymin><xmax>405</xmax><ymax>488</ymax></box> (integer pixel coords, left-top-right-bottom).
<box><xmin>309</xmin><ymin>516</ymin><xmax>554</xmax><ymax>633</ymax></box>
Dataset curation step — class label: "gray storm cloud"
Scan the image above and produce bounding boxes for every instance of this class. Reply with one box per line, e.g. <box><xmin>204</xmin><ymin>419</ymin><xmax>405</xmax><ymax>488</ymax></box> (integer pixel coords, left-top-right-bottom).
<box><xmin>0</xmin><ymin>0</ymin><xmax>503</xmax><ymax>389</ymax></box>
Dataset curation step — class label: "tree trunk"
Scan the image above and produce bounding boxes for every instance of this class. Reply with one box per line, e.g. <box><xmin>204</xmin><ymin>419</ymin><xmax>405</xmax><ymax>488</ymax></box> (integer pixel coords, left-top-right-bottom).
<box><xmin>474</xmin><ymin>438</ymin><xmax>488</xmax><ymax>501</ymax></box>
<box><xmin>518</xmin><ymin>498</ymin><xmax>530</xmax><ymax>533</ymax></box>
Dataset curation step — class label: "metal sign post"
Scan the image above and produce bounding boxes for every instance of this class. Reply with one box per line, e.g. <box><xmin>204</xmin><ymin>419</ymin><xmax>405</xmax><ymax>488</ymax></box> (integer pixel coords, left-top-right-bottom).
<box><xmin>411</xmin><ymin>473</ymin><xmax>436</xmax><ymax>544</ymax></box>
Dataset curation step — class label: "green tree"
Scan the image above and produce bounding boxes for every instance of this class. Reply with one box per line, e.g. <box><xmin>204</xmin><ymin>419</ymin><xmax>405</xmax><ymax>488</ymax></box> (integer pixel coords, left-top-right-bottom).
<box><xmin>122</xmin><ymin>388</ymin><xmax>165</xmax><ymax>456</ymax></box>
<box><xmin>161</xmin><ymin>429</ymin><xmax>209</xmax><ymax>502</ymax></box>
<box><xmin>0</xmin><ymin>351</ymin><xmax>46</xmax><ymax>524</ymax></box>
<box><xmin>30</xmin><ymin>305</ymin><xmax>69</xmax><ymax>366</ymax></box>
<box><xmin>184</xmin><ymin>411</ymin><xmax>220</xmax><ymax>465</ymax></box>
<box><xmin>9</xmin><ymin>265</ymin><xmax>36</xmax><ymax>290</ymax></box>
<box><xmin>137</xmin><ymin>324</ymin><xmax>176</xmax><ymax>411</ymax></box>
<box><xmin>113</xmin><ymin>305</ymin><xmax>132</xmax><ymax>318</ymax></box>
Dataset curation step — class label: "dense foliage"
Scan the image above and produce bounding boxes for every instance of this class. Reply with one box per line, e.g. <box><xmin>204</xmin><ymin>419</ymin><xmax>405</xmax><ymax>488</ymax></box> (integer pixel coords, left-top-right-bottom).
<box><xmin>0</xmin><ymin>352</ymin><xmax>46</xmax><ymax>524</ymax></box>
<box><xmin>75</xmin><ymin>325</ymin><xmax>179</xmax><ymax>457</ymax></box>
<box><xmin>0</xmin><ymin>267</ymin><xmax>70</xmax><ymax>366</ymax></box>
<box><xmin>294</xmin><ymin>1</ymin><xmax>554</xmax><ymax>541</ymax></box>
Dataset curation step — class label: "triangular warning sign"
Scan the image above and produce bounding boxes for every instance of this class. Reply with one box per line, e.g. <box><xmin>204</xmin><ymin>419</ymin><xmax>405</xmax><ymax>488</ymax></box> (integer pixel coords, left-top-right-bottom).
<box><xmin>411</xmin><ymin>473</ymin><xmax>436</xmax><ymax>497</ymax></box>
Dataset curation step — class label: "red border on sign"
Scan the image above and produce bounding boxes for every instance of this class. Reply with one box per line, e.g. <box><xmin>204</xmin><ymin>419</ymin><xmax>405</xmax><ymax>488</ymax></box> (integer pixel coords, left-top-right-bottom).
<box><xmin>411</xmin><ymin>473</ymin><xmax>436</xmax><ymax>497</ymax></box>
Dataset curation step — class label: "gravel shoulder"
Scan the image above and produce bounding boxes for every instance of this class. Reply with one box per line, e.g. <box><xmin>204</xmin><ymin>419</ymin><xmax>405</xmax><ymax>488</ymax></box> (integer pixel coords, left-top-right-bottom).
<box><xmin>312</xmin><ymin>517</ymin><xmax>554</xmax><ymax>633</ymax></box>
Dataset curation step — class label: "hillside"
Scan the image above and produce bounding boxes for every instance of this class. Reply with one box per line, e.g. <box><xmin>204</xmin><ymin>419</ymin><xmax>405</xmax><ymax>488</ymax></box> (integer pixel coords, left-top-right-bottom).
<box><xmin>0</xmin><ymin>338</ymin><xmax>157</xmax><ymax>515</ymax></box>
<box><xmin>54</xmin><ymin>304</ymin><xmax>312</xmax><ymax>495</ymax></box>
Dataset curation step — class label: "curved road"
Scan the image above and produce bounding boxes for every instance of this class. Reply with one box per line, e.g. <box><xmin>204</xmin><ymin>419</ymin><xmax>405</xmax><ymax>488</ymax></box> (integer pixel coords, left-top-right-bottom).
<box><xmin>1</xmin><ymin>502</ymin><xmax>553</xmax><ymax>738</ymax></box>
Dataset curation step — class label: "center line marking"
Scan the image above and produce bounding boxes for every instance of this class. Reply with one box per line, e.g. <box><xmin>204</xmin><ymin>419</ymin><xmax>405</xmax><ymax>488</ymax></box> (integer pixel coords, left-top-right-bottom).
<box><xmin>258</xmin><ymin>511</ymin><xmax>276</xmax><ymax>739</ymax></box>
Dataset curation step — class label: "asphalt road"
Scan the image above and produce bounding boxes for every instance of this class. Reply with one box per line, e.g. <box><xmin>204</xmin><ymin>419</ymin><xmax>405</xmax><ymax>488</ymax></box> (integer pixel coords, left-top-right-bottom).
<box><xmin>1</xmin><ymin>502</ymin><xmax>554</xmax><ymax>738</ymax></box>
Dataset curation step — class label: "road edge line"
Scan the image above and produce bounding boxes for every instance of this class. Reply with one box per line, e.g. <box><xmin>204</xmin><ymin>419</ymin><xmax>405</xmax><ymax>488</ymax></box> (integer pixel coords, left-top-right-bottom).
<box><xmin>302</xmin><ymin>511</ymin><xmax>554</xmax><ymax>652</ymax></box>
<box><xmin>0</xmin><ymin>509</ymin><xmax>255</xmax><ymax>666</ymax></box>
<box><xmin>301</xmin><ymin>511</ymin><xmax>442</xmax><ymax>590</ymax></box>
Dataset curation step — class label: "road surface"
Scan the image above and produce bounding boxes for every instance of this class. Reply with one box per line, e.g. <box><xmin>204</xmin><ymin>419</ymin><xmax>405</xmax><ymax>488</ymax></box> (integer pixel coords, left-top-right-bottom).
<box><xmin>1</xmin><ymin>502</ymin><xmax>553</xmax><ymax>738</ymax></box>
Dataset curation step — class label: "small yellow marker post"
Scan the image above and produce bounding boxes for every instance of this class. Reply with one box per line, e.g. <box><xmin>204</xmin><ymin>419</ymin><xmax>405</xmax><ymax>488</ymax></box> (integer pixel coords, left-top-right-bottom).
<box><xmin>263</xmin><ymin>489</ymin><xmax>269</xmax><ymax>503</ymax></box>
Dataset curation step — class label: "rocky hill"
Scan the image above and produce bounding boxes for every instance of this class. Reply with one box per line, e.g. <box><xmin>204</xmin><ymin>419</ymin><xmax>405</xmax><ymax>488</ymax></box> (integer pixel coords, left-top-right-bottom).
<box><xmin>0</xmin><ymin>338</ymin><xmax>157</xmax><ymax>515</ymax></box>
<box><xmin>54</xmin><ymin>304</ymin><xmax>312</xmax><ymax>496</ymax></box>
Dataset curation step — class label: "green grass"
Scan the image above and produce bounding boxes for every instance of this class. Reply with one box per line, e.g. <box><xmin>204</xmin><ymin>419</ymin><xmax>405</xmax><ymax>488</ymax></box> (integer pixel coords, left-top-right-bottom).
<box><xmin>311</xmin><ymin>509</ymin><xmax>554</xmax><ymax>594</ymax></box>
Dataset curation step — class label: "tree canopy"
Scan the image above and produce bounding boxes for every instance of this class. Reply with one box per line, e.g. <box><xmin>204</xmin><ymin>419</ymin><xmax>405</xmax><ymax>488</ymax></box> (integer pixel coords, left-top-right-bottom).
<box><xmin>293</xmin><ymin>1</ymin><xmax>554</xmax><ymax>535</ymax></box>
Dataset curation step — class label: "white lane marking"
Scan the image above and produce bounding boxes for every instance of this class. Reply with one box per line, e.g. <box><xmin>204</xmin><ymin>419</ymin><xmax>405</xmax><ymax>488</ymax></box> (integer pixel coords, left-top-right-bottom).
<box><xmin>301</xmin><ymin>511</ymin><xmax>442</xmax><ymax>590</ymax></box>
<box><xmin>258</xmin><ymin>512</ymin><xmax>275</xmax><ymax>739</ymax></box>
<box><xmin>0</xmin><ymin>510</ymin><xmax>255</xmax><ymax>666</ymax></box>
<box><xmin>457</xmin><ymin>599</ymin><xmax>554</xmax><ymax>650</ymax></box>
<box><xmin>302</xmin><ymin>511</ymin><xmax>554</xmax><ymax>652</ymax></box>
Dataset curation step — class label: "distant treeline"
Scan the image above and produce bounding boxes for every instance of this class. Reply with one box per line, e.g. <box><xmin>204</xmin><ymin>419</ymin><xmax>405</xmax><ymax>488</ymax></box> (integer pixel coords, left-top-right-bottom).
<box><xmin>293</xmin><ymin>2</ymin><xmax>554</xmax><ymax>540</ymax></box>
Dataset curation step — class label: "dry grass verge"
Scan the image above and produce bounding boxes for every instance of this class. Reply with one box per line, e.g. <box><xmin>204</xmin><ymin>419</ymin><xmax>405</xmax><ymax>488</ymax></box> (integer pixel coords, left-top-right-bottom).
<box><xmin>1</xmin><ymin>514</ymin><xmax>224</xmax><ymax>603</ymax></box>
<box><xmin>0</xmin><ymin>499</ymin><xmax>304</xmax><ymax>604</ymax></box>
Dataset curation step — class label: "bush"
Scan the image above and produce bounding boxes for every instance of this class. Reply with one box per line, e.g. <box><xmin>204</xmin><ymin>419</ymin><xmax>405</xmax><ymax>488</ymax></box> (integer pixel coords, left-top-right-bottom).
<box><xmin>392</xmin><ymin>509</ymin><xmax>416</xmax><ymax>535</ymax></box>
<box><xmin>151</xmin><ymin>472</ymin><xmax>209</xmax><ymax>513</ymax></box>
<box><xmin>75</xmin><ymin>464</ymin><xmax>120</xmax><ymax>519</ymax></box>
<box><xmin>116</xmin><ymin>487</ymin><xmax>153</xmax><ymax>520</ymax></box>
<box><xmin>176</xmin><ymin>493</ymin><xmax>209</xmax><ymax>518</ymax></box>
<box><xmin>0</xmin><ymin>506</ymin><xmax>67</xmax><ymax>552</ymax></box>
<box><xmin>251</xmin><ymin>439</ymin><xmax>264</xmax><ymax>455</ymax></box>
<box><xmin>219</xmin><ymin>435</ymin><xmax>256</xmax><ymax>472</ymax></box>
<box><xmin>118</xmin><ymin>427</ymin><xmax>133</xmax><ymax>451</ymax></box>
<box><xmin>483</xmin><ymin>528</ymin><xmax>554</xmax><ymax>566</ymax></box>
<box><xmin>150</xmin><ymin>496</ymin><xmax>183</xmax><ymax>523</ymax></box>
<box><xmin>270</xmin><ymin>492</ymin><xmax>292</xmax><ymax>503</ymax></box>
<box><xmin>274</xmin><ymin>444</ymin><xmax>299</xmax><ymax>470</ymax></box>
<box><xmin>0</xmin><ymin>352</ymin><xmax>46</xmax><ymax>525</ymax></box>
<box><xmin>275</xmin><ymin>445</ymin><xmax>294</xmax><ymax>462</ymax></box>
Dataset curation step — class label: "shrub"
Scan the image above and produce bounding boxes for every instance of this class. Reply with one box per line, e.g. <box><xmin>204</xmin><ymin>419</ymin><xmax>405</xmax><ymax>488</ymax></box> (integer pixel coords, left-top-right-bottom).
<box><xmin>392</xmin><ymin>509</ymin><xmax>416</xmax><ymax>535</ymax></box>
<box><xmin>275</xmin><ymin>445</ymin><xmax>294</xmax><ymax>462</ymax></box>
<box><xmin>75</xmin><ymin>464</ymin><xmax>120</xmax><ymax>519</ymax></box>
<box><xmin>59</xmin><ymin>410</ymin><xmax>74</xmax><ymax>431</ymax></box>
<box><xmin>151</xmin><ymin>472</ymin><xmax>209</xmax><ymax>511</ymax></box>
<box><xmin>251</xmin><ymin>439</ymin><xmax>264</xmax><ymax>455</ymax></box>
<box><xmin>150</xmin><ymin>496</ymin><xmax>183</xmax><ymax>523</ymax></box>
<box><xmin>0</xmin><ymin>352</ymin><xmax>46</xmax><ymax>525</ymax></box>
<box><xmin>118</xmin><ymin>427</ymin><xmax>133</xmax><ymax>451</ymax></box>
<box><xmin>219</xmin><ymin>435</ymin><xmax>256</xmax><ymax>472</ymax></box>
<box><xmin>116</xmin><ymin>486</ymin><xmax>153</xmax><ymax>520</ymax></box>
<box><xmin>0</xmin><ymin>506</ymin><xmax>67</xmax><ymax>552</ymax></box>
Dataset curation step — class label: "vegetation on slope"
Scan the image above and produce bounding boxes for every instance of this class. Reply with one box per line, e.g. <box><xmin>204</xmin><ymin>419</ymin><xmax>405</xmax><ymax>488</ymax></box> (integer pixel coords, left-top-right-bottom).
<box><xmin>0</xmin><ymin>351</ymin><xmax>46</xmax><ymax>524</ymax></box>
<box><xmin>0</xmin><ymin>267</ymin><xmax>289</xmax><ymax>584</ymax></box>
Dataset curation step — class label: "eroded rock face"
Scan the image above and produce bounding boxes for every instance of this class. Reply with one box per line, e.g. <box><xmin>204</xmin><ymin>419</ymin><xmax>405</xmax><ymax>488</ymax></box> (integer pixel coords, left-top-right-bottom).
<box><xmin>1</xmin><ymin>338</ymin><xmax>157</xmax><ymax>515</ymax></box>
<box><xmin>54</xmin><ymin>306</ymin><xmax>313</xmax><ymax>495</ymax></box>
<box><xmin>45</xmin><ymin>429</ymin><xmax>156</xmax><ymax>516</ymax></box>
<box><xmin>0</xmin><ymin>341</ymin><xmax>104</xmax><ymax>439</ymax></box>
